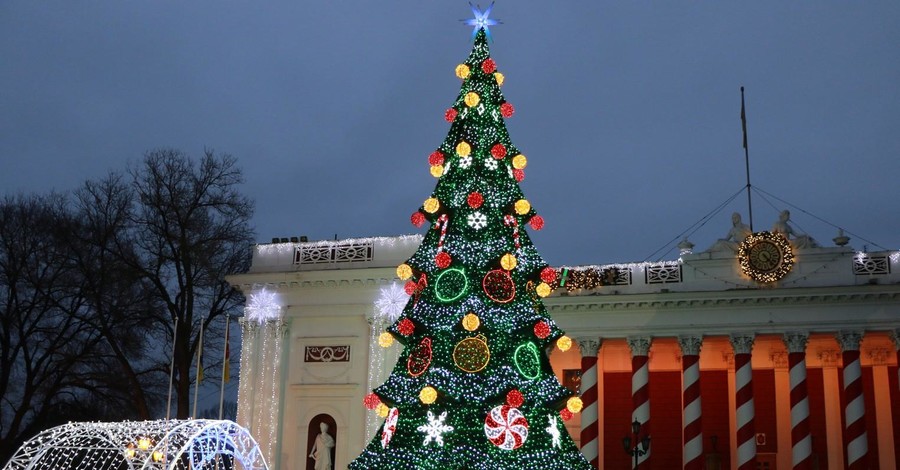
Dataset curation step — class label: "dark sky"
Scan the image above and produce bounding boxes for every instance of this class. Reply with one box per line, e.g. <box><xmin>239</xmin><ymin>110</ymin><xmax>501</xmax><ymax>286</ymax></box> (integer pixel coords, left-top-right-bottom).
<box><xmin>2</xmin><ymin>1</ymin><xmax>899</xmax><ymax>266</ymax></box>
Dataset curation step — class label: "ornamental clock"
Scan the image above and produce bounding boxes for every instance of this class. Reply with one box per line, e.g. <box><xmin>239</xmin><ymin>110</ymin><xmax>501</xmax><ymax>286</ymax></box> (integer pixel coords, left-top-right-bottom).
<box><xmin>738</xmin><ymin>231</ymin><xmax>794</xmax><ymax>283</ymax></box>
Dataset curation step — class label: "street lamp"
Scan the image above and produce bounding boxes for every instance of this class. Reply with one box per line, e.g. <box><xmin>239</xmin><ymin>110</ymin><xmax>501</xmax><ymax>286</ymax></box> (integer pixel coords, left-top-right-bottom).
<box><xmin>622</xmin><ymin>419</ymin><xmax>651</xmax><ymax>469</ymax></box>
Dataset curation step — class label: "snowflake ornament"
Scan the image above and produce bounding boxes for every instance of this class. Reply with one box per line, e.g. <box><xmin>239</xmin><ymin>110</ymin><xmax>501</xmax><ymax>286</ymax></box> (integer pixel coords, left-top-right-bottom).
<box><xmin>545</xmin><ymin>414</ymin><xmax>562</xmax><ymax>449</ymax></box>
<box><xmin>417</xmin><ymin>410</ymin><xmax>454</xmax><ymax>446</ymax></box>
<box><xmin>374</xmin><ymin>283</ymin><xmax>409</xmax><ymax>323</ymax></box>
<box><xmin>484</xmin><ymin>157</ymin><xmax>498</xmax><ymax>170</ymax></box>
<box><xmin>467</xmin><ymin>211</ymin><xmax>487</xmax><ymax>230</ymax></box>
<box><xmin>459</xmin><ymin>155</ymin><xmax>473</xmax><ymax>169</ymax></box>
<box><xmin>246</xmin><ymin>288</ymin><xmax>280</xmax><ymax>323</ymax></box>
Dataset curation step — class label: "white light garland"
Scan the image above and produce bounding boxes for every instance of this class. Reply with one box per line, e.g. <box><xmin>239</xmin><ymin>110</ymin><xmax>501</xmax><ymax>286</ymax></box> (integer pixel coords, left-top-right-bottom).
<box><xmin>559</xmin><ymin>259</ymin><xmax>681</xmax><ymax>274</ymax></box>
<box><xmin>417</xmin><ymin>411</ymin><xmax>454</xmax><ymax>447</ymax></box>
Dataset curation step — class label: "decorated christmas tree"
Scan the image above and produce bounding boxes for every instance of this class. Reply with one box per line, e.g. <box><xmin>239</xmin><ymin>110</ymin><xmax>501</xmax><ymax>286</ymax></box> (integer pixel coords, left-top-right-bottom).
<box><xmin>350</xmin><ymin>7</ymin><xmax>592</xmax><ymax>470</ymax></box>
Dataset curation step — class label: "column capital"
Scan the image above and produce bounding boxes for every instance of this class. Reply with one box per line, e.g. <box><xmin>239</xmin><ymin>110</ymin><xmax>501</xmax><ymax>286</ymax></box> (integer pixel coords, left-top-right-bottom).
<box><xmin>729</xmin><ymin>333</ymin><xmax>755</xmax><ymax>354</ymax></box>
<box><xmin>783</xmin><ymin>331</ymin><xmax>809</xmax><ymax>353</ymax></box>
<box><xmin>577</xmin><ymin>337</ymin><xmax>602</xmax><ymax>357</ymax></box>
<box><xmin>890</xmin><ymin>329</ymin><xmax>900</xmax><ymax>351</ymax></box>
<box><xmin>239</xmin><ymin>316</ymin><xmax>260</xmax><ymax>334</ymax></box>
<box><xmin>678</xmin><ymin>335</ymin><xmax>703</xmax><ymax>356</ymax></box>
<box><xmin>627</xmin><ymin>336</ymin><xmax>652</xmax><ymax>356</ymax></box>
<box><xmin>836</xmin><ymin>330</ymin><xmax>863</xmax><ymax>352</ymax></box>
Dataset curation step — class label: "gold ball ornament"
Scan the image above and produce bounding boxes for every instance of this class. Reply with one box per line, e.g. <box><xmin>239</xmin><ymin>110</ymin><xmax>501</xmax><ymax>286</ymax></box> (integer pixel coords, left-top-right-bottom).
<box><xmin>375</xmin><ymin>403</ymin><xmax>389</xmax><ymax>417</ymax></box>
<box><xmin>557</xmin><ymin>335</ymin><xmax>572</xmax><ymax>352</ymax></box>
<box><xmin>456</xmin><ymin>141</ymin><xmax>472</xmax><ymax>157</ymax></box>
<box><xmin>514</xmin><ymin>199</ymin><xmax>531</xmax><ymax>215</ymax></box>
<box><xmin>453</xmin><ymin>335</ymin><xmax>491</xmax><ymax>373</ymax></box>
<box><xmin>500</xmin><ymin>253</ymin><xmax>518</xmax><ymax>271</ymax></box>
<box><xmin>423</xmin><ymin>197</ymin><xmax>440</xmax><ymax>214</ymax></box>
<box><xmin>396</xmin><ymin>263</ymin><xmax>413</xmax><ymax>280</ymax></box>
<box><xmin>430</xmin><ymin>165</ymin><xmax>444</xmax><ymax>178</ymax></box>
<box><xmin>494</xmin><ymin>72</ymin><xmax>505</xmax><ymax>86</ymax></box>
<box><xmin>535</xmin><ymin>282</ymin><xmax>552</xmax><ymax>298</ymax></box>
<box><xmin>566</xmin><ymin>396</ymin><xmax>584</xmax><ymax>414</ymax></box>
<box><xmin>462</xmin><ymin>313</ymin><xmax>480</xmax><ymax>331</ymax></box>
<box><xmin>378</xmin><ymin>332</ymin><xmax>394</xmax><ymax>348</ymax></box>
<box><xmin>455</xmin><ymin>64</ymin><xmax>470</xmax><ymax>79</ymax></box>
<box><xmin>512</xmin><ymin>154</ymin><xmax>527</xmax><ymax>169</ymax></box>
<box><xmin>419</xmin><ymin>386</ymin><xmax>438</xmax><ymax>404</ymax></box>
<box><xmin>464</xmin><ymin>92</ymin><xmax>480</xmax><ymax>108</ymax></box>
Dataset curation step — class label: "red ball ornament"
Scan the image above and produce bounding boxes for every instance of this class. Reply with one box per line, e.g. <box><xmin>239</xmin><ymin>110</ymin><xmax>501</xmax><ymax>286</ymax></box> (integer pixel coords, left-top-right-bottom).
<box><xmin>506</xmin><ymin>389</ymin><xmax>524</xmax><ymax>408</ymax></box>
<box><xmin>444</xmin><ymin>108</ymin><xmax>458</xmax><ymax>122</ymax></box>
<box><xmin>513</xmin><ymin>169</ymin><xmax>525</xmax><ymax>182</ymax></box>
<box><xmin>500</xmin><ymin>102</ymin><xmax>515</xmax><ymax>118</ymax></box>
<box><xmin>411</xmin><ymin>211</ymin><xmax>426</xmax><ymax>227</ymax></box>
<box><xmin>435</xmin><ymin>251</ymin><xmax>452</xmax><ymax>269</ymax></box>
<box><xmin>560</xmin><ymin>408</ymin><xmax>574</xmax><ymax>421</ymax></box>
<box><xmin>529</xmin><ymin>215</ymin><xmax>545</xmax><ymax>231</ymax></box>
<box><xmin>481</xmin><ymin>58</ymin><xmax>497</xmax><ymax>74</ymax></box>
<box><xmin>540</xmin><ymin>267</ymin><xmax>557</xmax><ymax>284</ymax></box>
<box><xmin>491</xmin><ymin>144</ymin><xmax>507</xmax><ymax>160</ymax></box>
<box><xmin>364</xmin><ymin>393</ymin><xmax>381</xmax><ymax>410</ymax></box>
<box><xmin>404</xmin><ymin>280</ymin><xmax>418</xmax><ymax>295</ymax></box>
<box><xmin>533</xmin><ymin>321</ymin><xmax>551</xmax><ymax>339</ymax></box>
<box><xmin>397</xmin><ymin>318</ymin><xmax>415</xmax><ymax>336</ymax></box>
<box><xmin>428</xmin><ymin>151</ymin><xmax>445</xmax><ymax>166</ymax></box>
<box><xmin>467</xmin><ymin>192</ymin><xmax>484</xmax><ymax>209</ymax></box>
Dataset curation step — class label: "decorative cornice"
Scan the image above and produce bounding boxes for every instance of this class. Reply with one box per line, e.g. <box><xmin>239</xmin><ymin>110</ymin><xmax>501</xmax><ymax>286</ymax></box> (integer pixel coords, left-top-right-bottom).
<box><xmin>729</xmin><ymin>333</ymin><xmax>755</xmax><ymax>355</ymax></box>
<box><xmin>577</xmin><ymin>338</ymin><xmax>602</xmax><ymax>357</ymax></box>
<box><xmin>783</xmin><ymin>331</ymin><xmax>809</xmax><ymax>353</ymax></box>
<box><xmin>678</xmin><ymin>335</ymin><xmax>703</xmax><ymax>356</ymax></box>
<box><xmin>770</xmin><ymin>350</ymin><xmax>788</xmax><ymax>369</ymax></box>
<box><xmin>866</xmin><ymin>347</ymin><xmax>891</xmax><ymax>366</ymax></box>
<box><xmin>817</xmin><ymin>349</ymin><xmax>840</xmax><ymax>367</ymax></box>
<box><xmin>836</xmin><ymin>330</ymin><xmax>863</xmax><ymax>351</ymax></box>
<box><xmin>627</xmin><ymin>336</ymin><xmax>652</xmax><ymax>356</ymax></box>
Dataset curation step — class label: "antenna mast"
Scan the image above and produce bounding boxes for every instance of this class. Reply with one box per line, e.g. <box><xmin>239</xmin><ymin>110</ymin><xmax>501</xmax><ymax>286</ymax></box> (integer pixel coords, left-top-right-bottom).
<box><xmin>741</xmin><ymin>86</ymin><xmax>754</xmax><ymax>231</ymax></box>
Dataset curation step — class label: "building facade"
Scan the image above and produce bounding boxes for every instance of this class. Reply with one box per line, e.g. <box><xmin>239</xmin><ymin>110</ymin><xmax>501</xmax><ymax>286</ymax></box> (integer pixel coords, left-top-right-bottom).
<box><xmin>227</xmin><ymin>233</ymin><xmax>900</xmax><ymax>469</ymax></box>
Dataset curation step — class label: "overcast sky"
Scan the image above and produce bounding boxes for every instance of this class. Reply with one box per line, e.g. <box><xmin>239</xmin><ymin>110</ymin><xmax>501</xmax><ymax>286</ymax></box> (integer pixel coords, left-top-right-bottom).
<box><xmin>2</xmin><ymin>1</ymin><xmax>899</xmax><ymax>266</ymax></box>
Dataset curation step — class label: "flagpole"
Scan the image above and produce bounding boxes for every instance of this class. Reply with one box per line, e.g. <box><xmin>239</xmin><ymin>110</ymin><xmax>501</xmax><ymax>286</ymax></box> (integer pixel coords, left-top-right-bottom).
<box><xmin>741</xmin><ymin>86</ymin><xmax>754</xmax><ymax>231</ymax></box>
<box><xmin>192</xmin><ymin>320</ymin><xmax>204</xmax><ymax>418</ymax></box>
<box><xmin>218</xmin><ymin>313</ymin><xmax>229</xmax><ymax>420</ymax></box>
<box><xmin>165</xmin><ymin>319</ymin><xmax>179</xmax><ymax>421</ymax></box>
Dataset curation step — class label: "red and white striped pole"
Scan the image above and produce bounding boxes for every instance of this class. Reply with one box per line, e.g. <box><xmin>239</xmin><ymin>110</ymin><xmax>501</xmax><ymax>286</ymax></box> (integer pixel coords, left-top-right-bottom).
<box><xmin>628</xmin><ymin>336</ymin><xmax>652</xmax><ymax>469</ymax></box>
<box><xmin>783</xmin><ymin>331</ymin><xmax>811</xmax><ymax>470</ymax></box>
<box><xmin>679</xmin><ymin>335</ymin><xmax>703</xmax><ymax>470</ymax></box>
<box><xmin>578</xmin><ymin>338</ymin><xmax>602</xmax><ymax>469</ymax></box>
<box><xmin>891</xmin><ymin>329</ymin><xmax>900</xmax><ymax>392</ymax></box>
<box><xmin>730</xmin><ymin>334</ymin><xmax>756</xmax><ymax>470</ymax></box>
<box><xmin>837</xmin><ymin>330</ymin><xmax>867</xmax><ymax>470</ymax></box>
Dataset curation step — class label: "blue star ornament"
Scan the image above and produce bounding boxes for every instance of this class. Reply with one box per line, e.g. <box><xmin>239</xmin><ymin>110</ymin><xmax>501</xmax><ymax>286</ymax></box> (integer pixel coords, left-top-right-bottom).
<box><xmin>463</xmin><ymin>2</ymin><xmax>501</xmax><ymax>41</ymax></box>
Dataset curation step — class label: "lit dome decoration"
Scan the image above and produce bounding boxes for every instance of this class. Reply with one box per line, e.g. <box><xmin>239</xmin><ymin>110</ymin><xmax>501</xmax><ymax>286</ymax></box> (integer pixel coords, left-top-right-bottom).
<box><xmin>3</xmin><ymin>419</ymin><xmax>268</xmax><ymax>470</ymax></box>
<box><xmin>245</xmin><ymin>288</ymin><xmax>281</xmax><ymax>323</ymax></box>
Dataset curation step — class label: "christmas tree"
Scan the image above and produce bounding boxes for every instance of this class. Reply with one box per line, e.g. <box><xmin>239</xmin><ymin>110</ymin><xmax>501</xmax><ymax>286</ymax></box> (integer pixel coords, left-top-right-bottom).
<box><xmin>350</xmin><ymin>9</ymin><xmax>592</xmax><ymax>470</ymax></box>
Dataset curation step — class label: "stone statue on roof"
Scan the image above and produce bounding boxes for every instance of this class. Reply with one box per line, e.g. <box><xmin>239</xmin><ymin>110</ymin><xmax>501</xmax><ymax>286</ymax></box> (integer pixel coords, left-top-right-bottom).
<box><xmin>772</xmin><ymin>210</ymin><xmax>818</xmax><ymax>249</ymax></box>
<box><xmin>705</xmin><ymin>212</ymin><xmax>752</xmax><ymax>253</ymax></box>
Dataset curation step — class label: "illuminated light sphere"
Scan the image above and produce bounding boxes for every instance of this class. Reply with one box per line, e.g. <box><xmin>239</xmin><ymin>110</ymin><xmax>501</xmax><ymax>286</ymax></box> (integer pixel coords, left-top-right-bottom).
<box><xmin>429</xmin><ymin>150</ymin><xmax>445</xmax><ymax>166</ymax></box>
<box><xmin>397</xmin><ymin>318</ymin><xmax>415</xmax><ymax>336</ymax></box>
<box><xmin>560</xmin><ymin>408</ymin><xmax>574</xmax><ymax>421</ymax></box>
<box><xmin>529</xmin><ymin>214</ymin><xmax>545</xmax><ymax>231</ymax></box>
<box><xmin>430</xmin><ymin>165</ymin><xmax>444</xmax><ymax>178</ymax></box>
<box><xmin>404</xmin><ymin>280</ymin><xmax>417</xmax><ymax>295</ymax></box>
<box><xmin>138</xmin><ymin>438</ymin><xmax>151</xmax><ymax>451</ymax></box>
<box><xmin>455</xmin><ymin>63</ymin><xmax>470</xmax><ymax>79</ymax></box>
<box><xmin>557</xmin><ymin>335</ymin><xmax>572</xmax><ymax>352</ymax></box>
<box><xmin>453</xmin><ymin>335</ymin><xmax>491</xmax><ymax>373</ymax></box>
<box><xmin>490</xmin><ymin>143</ymin><xmax>507</xmax><ymax>160</ymax></box>
<box><xmin>540</xmin><ymin>266</ymin><xmax>558</xmax><ymax>284</ymax></box>
<box><xmin>152</xmin><ymin>451</ymin><xmax>164</xmax><ymax>462</ymax></box>
<box><xmin>462</xmin><ymin>312</ymin><xmax>480</xmax><ymax>331</ymax></box>
<box><xmin>435</xmin><ymin>251</ymin><xmax>452</xmax><ymax>269</ymax></box>
<box><xmin>396</xmin><ymin>263</ymin><xmax>413</xmax><ymax>280</ymax></box>
<box><xmin>536</xmin><ymin>282</ymin><xmax>552</xmax><ymax>298</ymax></box>
<box><xmin>514</xmin><ymin>199</ymin><xmax>531</xmax><ymax>215</ymax></box>
<box><xmin>506</xmin><ymin>389</ymin><xmax>524</xmax><ymax>408</ymax></box>
<box><xmin>566</xmin><ymin>396</ymin><xmax>584</xmax><ymax>414</ymax></box>
<box><xmin>512</xmin><ymin>154</ymin><xmax>527</xmax><ymax>169</ymax></box>
<box><xmin>481</xmin><ymin>58</ymin><xmax>496</xmax><ymax>74</ymax></box>
<box><xmin>378</xmin><ymin>332</ymin><xmax>395</xmax><ymax>348</ymax></box>
<box><xmin>124</xmin><ymin>446</ymin><xmax>136</xmax><ymax>459</ymax></box>
<box><xmin>464</xmin><ymin>92</ymin><xmax>480</xmax><ymax>108</ymax></box>
<box><xmin>410</xmin><ymin>211</ymin><xmax>426</xmax><ymax>227</ymax></box>
<box><xmin>500</xmin><ymin>102</ymin><xmax>515</xmax><ymax>118</ymax></box>
<box><xmin>494</xmin><ymin>72</ymin><xmax>505</xmax><ymax>86</ymax></box>
<box><xmin>364</xmin><ymin>393</ymin><xmax>381</xmax><ymax>410</ymax></box>
<box><xmin>467</xmin><ymin>191</ymin><xmax>483</xmax><ymax>209</ymax></box>
<box><xmin>444</xmin><ymin>108</ymin><xmax>458</xmax><ymax>122</ymax></box>
<box><xmin>513</xmin><ymin>168</ymin><xmax>525</xmax><ymax>182</ymax></box>
<box><xmin>419</xmin><ymin>386</ymin><xmax>438</xmax><ymax>404</ymax></box>
<box><xmin>456</xmin><ymin>141</ymin><xmax>471</xmax><ymax>157</ymax></box>
<box><xmin>376</xmin><ymin>403</ymin><xmax>390</xmax><ymax>418</ymax></box>
<box><xmin>500</xmin><ymin>253</ymin><xmax>518</xmax><ymax>271</ymax></box>
<box><xmin>423</xmin><ymin>197</ymin><xmax>440</xmax><ymax>214</ymax></box>
<box><xmin>533</xmin><ymin>321</ymin><xmax>551</xmax><ymax>339</ymax></box>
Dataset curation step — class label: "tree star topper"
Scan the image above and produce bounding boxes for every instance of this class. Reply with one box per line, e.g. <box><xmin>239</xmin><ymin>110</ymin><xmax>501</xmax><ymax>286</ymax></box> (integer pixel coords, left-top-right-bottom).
<box><xmin>463</xmin><ymin>2</ymin><xmax>501</xmax><ymax>41</ymax></box>
<box><xmin>417</xmin><ymin>410</ymin><xmax>454</xmax><ymax>446</ymax></box>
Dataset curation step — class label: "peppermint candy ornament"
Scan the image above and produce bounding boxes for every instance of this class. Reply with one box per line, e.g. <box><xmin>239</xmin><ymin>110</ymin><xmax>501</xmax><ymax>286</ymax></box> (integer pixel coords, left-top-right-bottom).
<box><xmin>381</xmin><ymin>407</ymin><xmax>399</xmax><ymax>448</ymax></box>
<box><xmin>484</xmin><ymin>405</ymin><xmax>529</xmax><ymax>450</ymax></box>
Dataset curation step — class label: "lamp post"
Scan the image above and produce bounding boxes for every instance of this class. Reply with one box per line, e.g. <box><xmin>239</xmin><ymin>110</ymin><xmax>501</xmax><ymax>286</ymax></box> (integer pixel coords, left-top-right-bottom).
<box><xmin>622</xmin><ymin>419</ymin><xmax>650</xmax><ymax>469</ymax></box>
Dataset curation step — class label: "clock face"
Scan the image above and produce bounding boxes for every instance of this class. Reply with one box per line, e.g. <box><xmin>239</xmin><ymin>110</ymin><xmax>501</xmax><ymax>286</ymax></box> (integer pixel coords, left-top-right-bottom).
<box><xmin>738</xmin><ymin>232</ymin><xmax>794</xmax><ymax>283</ymax></box>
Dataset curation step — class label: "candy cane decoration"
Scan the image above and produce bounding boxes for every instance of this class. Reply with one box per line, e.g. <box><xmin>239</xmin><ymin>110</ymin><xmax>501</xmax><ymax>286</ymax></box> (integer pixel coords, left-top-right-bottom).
<box><xmin>503</xmin><ymin>215</ymin><xmax>521</xmax><ymax>252</ymax></box>
<box><xmin>578</xmin><ymin>338</ymin><xmax>601</xmax><ymax>469</ymax></box>
<box><xmin>837</xmin><ymin>331</ymin><xmax>867</xmax><ymax>470</ymax></box>
<box><xmin>679</xmin><ymin>335</ymin><xmax>703</xmax><ymax>470</ymax></box>
<box><xmin>435</xmin><ymin>214</ymin><xmax>450</xmax><ymax>254</ymax></box>
<box><xmin>730</xmin><ymin>334</ymin><xmax>756</xmax><ymax>470</ymax></box>
<box><xmin>784</xmin><ymin>332</ymin><xmax>811</xmax><ymax>470</ymax></box>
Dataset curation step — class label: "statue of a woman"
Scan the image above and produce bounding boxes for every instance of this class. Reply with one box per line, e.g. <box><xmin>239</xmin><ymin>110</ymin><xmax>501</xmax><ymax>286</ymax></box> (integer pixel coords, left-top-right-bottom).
<box><xmin>772</xmin><ymin>210</ymin><xmax>818</xmax><ymax>248</ymax></box>
<box><xmin>706</xmin><ymin>212</ymin><xmax>752</xmax><ymax>253</ymax></box>
<box><xmin>309</xmin><ymin>422</ymin><xmax>335</xmax><ymax>470</ymax></box>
